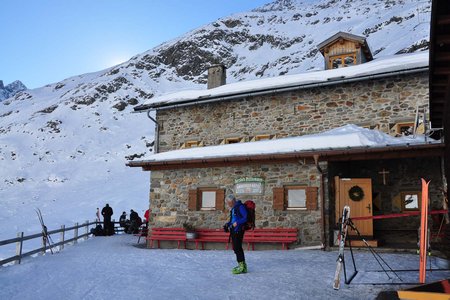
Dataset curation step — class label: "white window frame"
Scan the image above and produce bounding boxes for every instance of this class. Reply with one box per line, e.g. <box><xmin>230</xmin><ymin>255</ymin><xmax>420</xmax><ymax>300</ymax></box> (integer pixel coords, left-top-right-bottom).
<box><xmin>200</xmin><ymin>190</ymin><xmax>216</xmax><ymax>211</ymax></box>
<box><xmin>286</xmin><ymin>186</ymin><xmax>307</xmax><ymax>210</ymax></box>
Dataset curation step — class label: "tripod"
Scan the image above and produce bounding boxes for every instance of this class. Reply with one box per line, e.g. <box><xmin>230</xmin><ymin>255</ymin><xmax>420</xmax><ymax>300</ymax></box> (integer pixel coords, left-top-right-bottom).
<box><xmin>344</xmin><ymin>218</ymin><xmax>402</xmax><ymax>283</ymax></box>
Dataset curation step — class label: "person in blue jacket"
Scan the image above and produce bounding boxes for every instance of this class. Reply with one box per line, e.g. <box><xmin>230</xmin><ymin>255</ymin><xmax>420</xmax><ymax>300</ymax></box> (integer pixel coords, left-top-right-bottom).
<box><xmin>224</xmin><ymin>194</ymin><xmax>248</xmax><ymax>274</ymax></box>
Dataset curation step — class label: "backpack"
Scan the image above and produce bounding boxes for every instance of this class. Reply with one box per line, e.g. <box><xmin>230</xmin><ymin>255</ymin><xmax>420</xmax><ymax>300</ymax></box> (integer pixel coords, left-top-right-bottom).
<box><xmin>91</xmin><ymin>225</ymin><xmax>104</xmax><ymax>236</ymax></box>
<box><xmin>235</xmin><ymin>200</ymin><xmax>256</xmax><ymax>231</ymax></box>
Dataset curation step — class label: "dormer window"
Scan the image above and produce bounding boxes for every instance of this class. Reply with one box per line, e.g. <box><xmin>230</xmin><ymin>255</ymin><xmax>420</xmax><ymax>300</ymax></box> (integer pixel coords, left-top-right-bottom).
<box><xmin>318</xmin><ymin>32</ymin><xmax>373</xmax><ymax>70</ymax></box>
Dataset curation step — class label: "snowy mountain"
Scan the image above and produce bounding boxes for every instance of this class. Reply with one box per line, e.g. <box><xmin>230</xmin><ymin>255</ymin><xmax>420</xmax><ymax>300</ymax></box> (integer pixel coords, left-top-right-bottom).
<box><xmin>0</xmin><ymin>0</ymin><xmax>431</xmax><ymax>241</ymax></box>
<box><xmin>0</xmin><ymin>80</ymin><xmax>27</xmax><ymax>101</ymax></box>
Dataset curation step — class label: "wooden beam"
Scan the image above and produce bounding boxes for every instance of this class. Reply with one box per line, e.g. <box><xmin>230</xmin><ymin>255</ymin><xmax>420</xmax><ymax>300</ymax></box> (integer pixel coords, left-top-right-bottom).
<box><xmin>435</xmin><ymin>52</ymin><xmax>450</xmax><ymax>62</ymax></box>
<box><xmin>437</xmin><ymin>35</ymin><xmax>450</xmax><ymax>45</ymax></box>
<box><xmin>431</xmin><ymin>98</ymin><xmax>448</xmax><ymax>106</ymax></box>
<box><xmin>437</xmin><ymin>15</ymin><xmax>450</xmax><ymax>25</ymax></box>
<box><xmin>433</xmin><ymin>67</ymin><xmax>450</xmax><ymax>75</ymax></box>
<box><xmin>432</xmin><ymin>86</ymin><xmax>449</xmax><ymax>92</ymax></box>
<box><xmin>432</xmin><ymin>81</ymin><xmax>450</xmax><ymax>87</ymax></box>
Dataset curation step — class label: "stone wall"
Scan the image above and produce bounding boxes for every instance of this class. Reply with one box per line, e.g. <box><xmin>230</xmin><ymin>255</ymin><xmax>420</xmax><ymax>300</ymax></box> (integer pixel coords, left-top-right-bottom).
<box><xmin>156</xmin><ymin>72</ymin><xmax>428</xmax><ymax>152</ymax></box>
<box><xmin>149</xmin><ymin>162</ymin><xmax>327</xmax><ymax>246</ymax></box>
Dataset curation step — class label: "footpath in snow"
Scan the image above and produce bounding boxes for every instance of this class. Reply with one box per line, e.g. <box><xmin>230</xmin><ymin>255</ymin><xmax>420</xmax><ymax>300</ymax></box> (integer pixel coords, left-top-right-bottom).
<box><xmin>0</xmin><ymin>234</ymin><xmax>449</xmax><ymax>300</ymax></box>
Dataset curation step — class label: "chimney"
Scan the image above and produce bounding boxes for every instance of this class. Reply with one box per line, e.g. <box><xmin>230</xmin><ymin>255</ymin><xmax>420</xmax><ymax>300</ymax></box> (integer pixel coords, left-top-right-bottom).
<box><xmin>207</xmin><ymin>64</ymin><xmax>226</xmax><ymax>89</ymax></box>
<box><xmin>0</xmin><ymin>80</ymin><xmax>4</xmax><ymax>90</ymax></box>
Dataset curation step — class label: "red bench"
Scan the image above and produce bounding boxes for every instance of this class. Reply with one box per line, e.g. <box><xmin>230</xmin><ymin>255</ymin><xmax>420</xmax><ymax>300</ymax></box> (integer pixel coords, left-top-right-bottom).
<box><xmin>146</xmin><ymin>227</ymin><xmax>186</xmax><ymax>249</ymax></box>
<box><xmin>193</xmin><ymin>229</ymin><xmax>230</xmax><ymax>250</ymax></box>
<box><xmin>244</xmin><ymin>228</ymin><xmax>298</xmax><ymax>250</ymax></box>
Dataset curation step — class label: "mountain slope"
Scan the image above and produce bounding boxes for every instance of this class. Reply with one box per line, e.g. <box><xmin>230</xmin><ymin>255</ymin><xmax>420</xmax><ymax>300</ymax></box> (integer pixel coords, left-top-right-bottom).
<box><xmin>0</xmin><ymin>80</ymin><xmax>27</xmax><ymax>101</ymax></box>
<box><xmin>0</xmin><ymin>0</ymin><xmax>431</xmax><ymax>241</ymax></box>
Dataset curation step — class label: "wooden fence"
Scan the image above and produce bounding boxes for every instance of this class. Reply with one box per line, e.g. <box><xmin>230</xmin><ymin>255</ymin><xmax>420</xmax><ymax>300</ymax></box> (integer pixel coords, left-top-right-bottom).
<box><xmin>0</xmin><ymin>220</ymin><xmax>123</xmax><ymax>266</ymax></box>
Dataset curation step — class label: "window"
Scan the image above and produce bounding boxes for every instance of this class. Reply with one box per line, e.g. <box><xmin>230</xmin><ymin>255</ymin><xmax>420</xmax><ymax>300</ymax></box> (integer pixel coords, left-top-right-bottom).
<box><xmin>401</xmin><ymin>191</ymin><xmax>421</xmax><ymax>211</ymax></box>
<box><xmin>329</xmin><ymin>53</ymin><xmax>357</xmax><ymax>69</ymax></box>
<box><xmin>254</xmin><ymin>134</ymin><xmax>271</xmax><ymax>141</ymax></box>
<box><xmin>391</xmin><ymin>122</ymin><xmax>414</xmax><ymax>137</ymax></box>
<box><xmin>273</xmin><ymin>186</ymin><xmax>318</xmax><ymax>211</ymax></box>
<box><xmin>220</xmin><ymin>137</ymin><xmax>246</xmax><ymax>145</ymax></box>
<box><xmin>200</xmin><ymin>191</ymin><xmax>216</xmax><ymax>210</ymax></box>
<box><xmin>180</xmin><ymin>141</ymin><xmax>203</xmax><ymax>149</ymax></box>
<box><xmin>225</xmin><ymin>137</ymin><xmax>241</xmax><ymax>144</ymax></box>
<box><xmin>251</xmin><ymin>134</ymin><xmax>275</xmax><ymax>142</ymax></box>
<box><xmin>188</xmin><ymin>188</ymin><xmax>225</xmax><ymax>211</ymax></box>
<box><xmin>398</xmin><ymin>123</ymin><xmax>414</xmax><ymax>136</ymax></box>
<box><xmin>287</xmin><ymin>188</ymin><xmax>307</xmax><ymax>209</ymax></box>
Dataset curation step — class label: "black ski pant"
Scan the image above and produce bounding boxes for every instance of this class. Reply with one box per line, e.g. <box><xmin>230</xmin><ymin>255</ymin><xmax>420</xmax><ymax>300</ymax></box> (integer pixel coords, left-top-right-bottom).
<box><xmin>104</xmin><ymin>217</ymin><xmax>112</xmax><ymax>235</ymax></box>
<box><xmin>231</xmin><ymin>230</ymin><xmax>245</xmax><ymax>263</ymax></box>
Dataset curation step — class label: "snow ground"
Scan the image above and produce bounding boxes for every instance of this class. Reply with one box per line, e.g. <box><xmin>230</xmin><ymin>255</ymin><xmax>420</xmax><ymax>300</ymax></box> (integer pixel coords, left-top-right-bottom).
<box><xmin>1</xmin><ymin>234</ymin><xmax>449</xmax><ymax>300</ymax></box>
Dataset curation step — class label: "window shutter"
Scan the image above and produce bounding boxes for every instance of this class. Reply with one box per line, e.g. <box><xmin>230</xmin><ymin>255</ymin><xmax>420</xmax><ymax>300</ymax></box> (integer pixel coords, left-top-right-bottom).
<box><xmin>215</xmin><ymin>189</ymin><xmax>225</xmax><ymax>211</ymax></box>
<box><xmin>306</xmin><ymin>187</ymin><xmax>319</xmax><ymax>210</ymax></box>
<box><xmin>273</xmin><ymin>187</ymin><xmax>285</xmax><ymax>210</ymax></box>
<box><xmin>188</xmin><ymin>189</ymin><xmax>198</xmax><ymax>211</ymax></box>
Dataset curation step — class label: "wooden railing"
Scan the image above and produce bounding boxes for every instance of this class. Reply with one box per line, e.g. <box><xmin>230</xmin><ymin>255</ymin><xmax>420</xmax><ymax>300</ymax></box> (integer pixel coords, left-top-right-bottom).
<box><xmin>0</xmin><ymin>220</ymin><xmax>123</xmax><ymax>266</ymax></box>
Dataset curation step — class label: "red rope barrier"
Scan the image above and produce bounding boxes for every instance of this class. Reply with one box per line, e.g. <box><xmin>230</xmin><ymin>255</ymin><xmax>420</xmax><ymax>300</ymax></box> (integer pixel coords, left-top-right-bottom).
<box><xmin>350</xmin><ymin>209</ymin><xmax>448</xmax><ymax>221</ymax></box>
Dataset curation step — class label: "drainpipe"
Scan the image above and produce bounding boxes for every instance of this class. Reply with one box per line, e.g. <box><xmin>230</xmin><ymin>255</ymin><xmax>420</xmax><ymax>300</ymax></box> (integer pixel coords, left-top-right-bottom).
<box><xmin>314</xmin><ymin>155</ymin><xmax>326</xmax><ymax>250</ymax></box>
<box><xmin>147</xmin><ymin>110</ymin><xmax>160</xmax><ymax>154</ymax></box>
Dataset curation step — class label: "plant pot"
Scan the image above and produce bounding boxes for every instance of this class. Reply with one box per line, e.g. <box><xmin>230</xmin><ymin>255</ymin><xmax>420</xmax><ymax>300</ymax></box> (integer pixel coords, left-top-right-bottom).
<box><xmin>185</xmin><ymin>232</ymin><xmax>198</xmax><ymax>240</ymax></box>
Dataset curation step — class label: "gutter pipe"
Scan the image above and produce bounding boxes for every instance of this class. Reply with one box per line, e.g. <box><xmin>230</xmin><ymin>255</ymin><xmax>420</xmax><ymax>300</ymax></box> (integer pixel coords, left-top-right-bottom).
<box><xmin>314</xmin><ymin>155</ymin><xmax>327</xmax><ymax>250</ymax></box>
<box><xmin>147</xmin><ymin>110</ymin><xmax>160</xmax><ymax>154</ymax></box>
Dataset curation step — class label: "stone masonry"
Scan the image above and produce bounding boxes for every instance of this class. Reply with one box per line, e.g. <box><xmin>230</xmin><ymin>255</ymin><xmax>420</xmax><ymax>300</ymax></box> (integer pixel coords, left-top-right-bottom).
<box><xmin>157</xmin><ymin>72</ymin><xmax>428</xmax><ymax>152</ymax></box>
<box><xmin>149</xmin><ymin>162</ymin><xmax>326</xmax><ymax>246</ymax></box>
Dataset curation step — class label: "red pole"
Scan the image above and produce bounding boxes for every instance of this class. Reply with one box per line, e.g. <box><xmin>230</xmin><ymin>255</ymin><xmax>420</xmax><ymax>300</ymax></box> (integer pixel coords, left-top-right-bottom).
<box><xmin>419</xmin><ymin>178</ymin><xmax>430</xmax><ymax>284</ymax></box>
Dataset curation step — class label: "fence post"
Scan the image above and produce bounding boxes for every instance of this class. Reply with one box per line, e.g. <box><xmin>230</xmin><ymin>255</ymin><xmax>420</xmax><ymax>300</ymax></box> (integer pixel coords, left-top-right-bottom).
<box><xmin>74</xmin><ymin>222</ymin><xmax>79</xmax><ymax>244</ymax></box>
<box><xmin>60</xmin><ymin>225</ymin><xmax>65</xmax><ymax>251</ymax></box>
<box><xmin>15</xmin><ymin>232</ymin><xmax>24</xmax><ymax>265</ymax></box>
<box><xmin>85</xmin><ymin>220</ymin><xmax>89</xmax><ymax>240</ymax></box>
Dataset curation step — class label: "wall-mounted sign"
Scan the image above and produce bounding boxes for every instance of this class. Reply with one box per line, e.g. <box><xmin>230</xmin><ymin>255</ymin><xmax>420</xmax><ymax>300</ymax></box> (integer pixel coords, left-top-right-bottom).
<box><xmin>234</xmin><ymin>177</ymin><xmax>264</xmax><ymax>195</ymax></box>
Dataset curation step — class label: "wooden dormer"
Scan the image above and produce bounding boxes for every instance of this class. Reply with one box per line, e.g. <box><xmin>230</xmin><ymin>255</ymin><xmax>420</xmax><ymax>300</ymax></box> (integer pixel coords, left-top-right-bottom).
<box><xmin>317</xmin><ymin>32</ymin><xmax>373</xmax><ymax>70</ymax></box>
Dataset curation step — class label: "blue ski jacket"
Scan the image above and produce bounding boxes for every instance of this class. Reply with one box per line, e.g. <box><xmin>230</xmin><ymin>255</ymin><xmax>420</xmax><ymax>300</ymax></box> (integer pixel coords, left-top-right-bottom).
<box><xmin>227</xmin><ymin>200</ymin><xmax>248</xmax><ymax>233</ymax></box>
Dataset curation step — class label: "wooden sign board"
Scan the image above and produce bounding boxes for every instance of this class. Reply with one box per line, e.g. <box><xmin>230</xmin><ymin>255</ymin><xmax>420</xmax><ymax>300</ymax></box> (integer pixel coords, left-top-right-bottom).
<box><xmin>235</xmin><ymin>177</ymin><xmax>264</xmax><ymax>195</ymax></box>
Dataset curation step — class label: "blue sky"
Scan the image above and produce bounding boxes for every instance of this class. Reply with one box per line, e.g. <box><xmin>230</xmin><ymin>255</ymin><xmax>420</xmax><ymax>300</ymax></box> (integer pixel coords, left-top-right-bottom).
<box><xmin>1</xmin><ymin>0</ymin><xmax>274</xmax><ymax>89</ymax></box>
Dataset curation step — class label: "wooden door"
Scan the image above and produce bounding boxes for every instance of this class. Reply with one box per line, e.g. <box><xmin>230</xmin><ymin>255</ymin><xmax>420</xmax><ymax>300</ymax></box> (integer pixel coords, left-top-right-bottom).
<box><xmin>335</xmin><ymin>177</ymin><xmax>373</xmax><ymax>236</ymax></box>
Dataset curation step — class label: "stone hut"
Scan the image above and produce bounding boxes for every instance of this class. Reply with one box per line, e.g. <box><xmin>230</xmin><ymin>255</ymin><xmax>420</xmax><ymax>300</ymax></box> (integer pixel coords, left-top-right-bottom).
<box><xmin>128</xmin><ymin>34</ymin><xmax>445</xmax><ymax>249</ymax></box>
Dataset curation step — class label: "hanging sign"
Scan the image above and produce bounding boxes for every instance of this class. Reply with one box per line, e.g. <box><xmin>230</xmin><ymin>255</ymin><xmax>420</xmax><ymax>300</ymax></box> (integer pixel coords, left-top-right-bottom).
<box><xmin>234</xmin><ymin>177</ymin><xmax>264</xmax><ymax>195</ymax></box>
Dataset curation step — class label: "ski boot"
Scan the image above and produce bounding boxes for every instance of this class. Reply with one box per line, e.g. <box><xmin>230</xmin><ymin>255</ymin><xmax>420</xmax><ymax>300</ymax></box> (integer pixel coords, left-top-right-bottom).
<box><xmin>232</xmin><ymin>261</ymin><xmax>247</xmax><ymax>274</ymax></box>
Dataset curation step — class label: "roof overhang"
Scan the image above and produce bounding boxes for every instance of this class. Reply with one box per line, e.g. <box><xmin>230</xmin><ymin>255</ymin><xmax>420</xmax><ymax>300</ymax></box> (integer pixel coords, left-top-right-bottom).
<box><xmin>134</xmin><ymin>65</ymin><xmax>428</xmax><ymax>112</ymax></box>
<box><xmin>127</xmin><ymin>143</ymin><xmax>444</xmax><ymax>171</ymax></box>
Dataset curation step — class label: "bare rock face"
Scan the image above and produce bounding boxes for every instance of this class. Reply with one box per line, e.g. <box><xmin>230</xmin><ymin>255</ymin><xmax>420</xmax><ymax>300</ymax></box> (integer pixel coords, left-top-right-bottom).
<box><xmin>0</xmin><ymin>80</ymin><xmax>27</xmax><ymax>101</ymax></box>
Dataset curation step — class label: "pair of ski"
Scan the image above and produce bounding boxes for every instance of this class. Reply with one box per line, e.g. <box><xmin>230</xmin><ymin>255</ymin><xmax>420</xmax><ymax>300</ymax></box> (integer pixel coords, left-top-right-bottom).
<box><xmin>35</xmin><ymin>208</ymin><xmax>56</xmax><ymax>254</ymax></box>
<box><xmin>333</xmin><ymin>205</ymin><xmax>350</xmax><ymax>290</ymax></box>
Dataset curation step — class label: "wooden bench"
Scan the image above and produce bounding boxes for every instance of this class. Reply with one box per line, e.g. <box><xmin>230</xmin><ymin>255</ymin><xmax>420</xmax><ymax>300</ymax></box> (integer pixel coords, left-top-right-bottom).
<box><xmin>193</xmin><ymin>229</ymin><xmax>230</xmax><ymax>250</ymax></box>
<box><xmin>244</xmin><ymin>228</ymin><xmax>298</xmax><ymax>250</ymax></box>
<box><xmin>146</xmin><ymin>227</ymin><xmax>186</xmax><ymax>249</ymax></box>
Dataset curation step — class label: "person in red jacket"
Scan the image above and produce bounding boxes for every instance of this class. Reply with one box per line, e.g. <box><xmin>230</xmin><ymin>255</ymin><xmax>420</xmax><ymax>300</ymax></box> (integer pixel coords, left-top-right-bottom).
<box><xmin>144</xmin><ymin>209</ymin><xmax>151</xmax><ymax>224</ymax></box>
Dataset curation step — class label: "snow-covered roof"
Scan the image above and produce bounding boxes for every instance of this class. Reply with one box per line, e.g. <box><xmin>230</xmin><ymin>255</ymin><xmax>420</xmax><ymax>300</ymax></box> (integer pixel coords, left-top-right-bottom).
<box><xmin>137</xmin><ymin>51</ymin><xmax>428</xmax><ymax>111</ymax></box>
<box><xmin>128</xmin><ymin>125</ymin><xmax>440</xmax><ymax>168</ymax></box>
<box><xmin>316</xmin><ymin>31</ymin><xmax>367</xmax><ymax>51</ymax></box>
